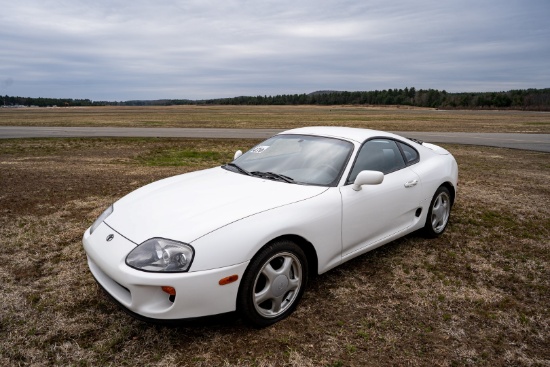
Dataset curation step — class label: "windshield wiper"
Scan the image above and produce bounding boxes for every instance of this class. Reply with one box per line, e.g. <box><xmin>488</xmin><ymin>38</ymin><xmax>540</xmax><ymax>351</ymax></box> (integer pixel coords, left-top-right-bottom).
<box><xmin>224</xmin><ymin>162</ymin><xmax>252</xmax><ymax>176</ymax></box>
<box><xmin>267</xmin><ymin>172</ymin><xmax>295</xmax><ymax>183</ymax></box>
<box><xmin>251</xmin><ymin>171</ymin><xmax>295</xmax><ymax>183</ymax></box>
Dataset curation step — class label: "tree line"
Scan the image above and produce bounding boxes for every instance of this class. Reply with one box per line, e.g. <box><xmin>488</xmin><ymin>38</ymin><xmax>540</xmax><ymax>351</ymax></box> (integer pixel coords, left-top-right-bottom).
<box><xmin>2</xmin><ymin>87</ymin><xmax>550</xmax><ymax>110</ymax></box>
<box><xmin>205</xmin><ymin>88</ymin><xmax>550</xmax><ymax>110</ymax></box>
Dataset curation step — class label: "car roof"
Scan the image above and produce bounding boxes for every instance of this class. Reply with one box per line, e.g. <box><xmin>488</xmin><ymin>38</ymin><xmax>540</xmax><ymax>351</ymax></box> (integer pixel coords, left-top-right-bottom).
<box><xmin>279</xmin><ymin>126</ymin><xmax>400</xmax><ymax>144</ymax></box>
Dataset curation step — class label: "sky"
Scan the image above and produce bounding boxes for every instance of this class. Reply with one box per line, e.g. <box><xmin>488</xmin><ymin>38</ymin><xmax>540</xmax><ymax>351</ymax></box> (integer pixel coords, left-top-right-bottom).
<box><xmin>1</xmin><ymin>0</ymin><xmax>549</xmax><ymax>101</ymax></box>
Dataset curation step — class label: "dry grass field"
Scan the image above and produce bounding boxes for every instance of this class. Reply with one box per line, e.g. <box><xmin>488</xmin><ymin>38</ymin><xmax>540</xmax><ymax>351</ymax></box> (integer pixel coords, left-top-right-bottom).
<box><xmin>0</xmin><ymin>135</ymin><xmax>548</xmax><ymax>366</ymax></box>
<box><xmin>1</xmin><ymin>105</ymin><xmax>549</xmax><ymax>133</ymax></box>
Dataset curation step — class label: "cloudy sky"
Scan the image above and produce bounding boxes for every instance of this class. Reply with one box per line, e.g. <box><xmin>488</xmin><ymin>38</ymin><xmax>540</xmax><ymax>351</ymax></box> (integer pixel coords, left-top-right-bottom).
<box><xmin>1</xmin><ymin>0</ymin><xmax>549</xmax><ymax>101</ymax></box>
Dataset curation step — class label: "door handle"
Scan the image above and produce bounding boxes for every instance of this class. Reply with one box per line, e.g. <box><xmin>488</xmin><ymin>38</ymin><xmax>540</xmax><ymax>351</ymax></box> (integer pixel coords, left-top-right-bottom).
<box><xmin>404</xmin><ymin>179</ymin><xmax>418</xmax><ymax>188</ymax></box>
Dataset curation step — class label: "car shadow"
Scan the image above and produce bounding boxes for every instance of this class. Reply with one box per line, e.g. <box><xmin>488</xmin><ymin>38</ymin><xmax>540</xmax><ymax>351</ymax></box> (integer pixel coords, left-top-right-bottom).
<box><xmin>103</xmin><ymin>229</ymin><xmax>439</xmax><ymax>331</ymax></box>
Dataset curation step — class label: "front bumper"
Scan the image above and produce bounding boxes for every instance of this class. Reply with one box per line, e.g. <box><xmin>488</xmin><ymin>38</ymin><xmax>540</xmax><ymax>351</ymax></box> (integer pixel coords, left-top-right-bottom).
<box><xmin>83</xmin><ymin>223</ymin><xmax>249</xmax><ymax>320</ymax></box>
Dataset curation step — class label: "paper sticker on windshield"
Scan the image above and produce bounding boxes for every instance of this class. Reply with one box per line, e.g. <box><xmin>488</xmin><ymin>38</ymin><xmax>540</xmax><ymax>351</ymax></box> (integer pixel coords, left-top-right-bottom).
<box><xmin>251</xmin><ymin>146</ymin><xmax>270</xmax><ymax>153</ymax></box>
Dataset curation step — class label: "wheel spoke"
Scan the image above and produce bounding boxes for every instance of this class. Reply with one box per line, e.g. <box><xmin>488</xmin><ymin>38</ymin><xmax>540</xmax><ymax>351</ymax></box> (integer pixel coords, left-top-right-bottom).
<box><xmin>254</xmin><ymin>287</ymin><xmax>271</xmax><ymax>305</ymax></box>
<box><xmin>261</xmin><ymin>262</ymin><xmax>278</xmax><ymax>283</ymax></box>
<box><xmin>271</xmin><ymin>295</ymin><xmax>284</xmax><ymax>313</ymax></box>
<box><xmin>432</xmin><ymin>215</ymin><xmax>440</xmax><ymax>229</ymax></box>
<box><xmin>280</xmin><ymin>256</ymin><xmax>294</xmax><ymax>277</ymax></box>
<box><xmin>288</xmin><ymin>277</ymin><xmax>300</xmax><ymax>290</ymax></box>
<box><xmin>434</xmin><ymin>203</ymin><xmax>444</xmax><ymax>220</ymax></box>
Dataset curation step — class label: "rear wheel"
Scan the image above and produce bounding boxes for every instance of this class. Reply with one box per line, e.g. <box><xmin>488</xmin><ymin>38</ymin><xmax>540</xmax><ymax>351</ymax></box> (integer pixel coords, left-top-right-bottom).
<box><xmin>238</xmin><ymin>240</ymin><xmax>308</xmax><ymax>327</ymax></box>
<box><xmin>423</xmin><ymin>186</ymin><xmax>452</xmax><ymax>238</ymax></box>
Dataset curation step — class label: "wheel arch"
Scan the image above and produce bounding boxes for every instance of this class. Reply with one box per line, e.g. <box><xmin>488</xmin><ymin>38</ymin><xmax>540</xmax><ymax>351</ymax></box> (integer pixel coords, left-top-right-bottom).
<box><xmin>242</xmin><ymin>234</ymin><xmax>319</xmax><ymax>283</ymax></box>
<box><xmin>440</xmin><ymin>181</ymin><xmax>456</xmax><ymax>206</ymax></box>
<box><xmin>272</xmin><ymin>234</ymin><xmax>319</xmax><ymax>279</ymax></box>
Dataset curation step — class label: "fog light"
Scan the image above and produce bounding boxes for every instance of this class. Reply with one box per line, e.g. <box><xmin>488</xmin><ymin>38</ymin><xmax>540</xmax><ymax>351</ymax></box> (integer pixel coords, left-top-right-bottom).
<box><xmin>161</xmin><ymin>286</ymin><xmax>176</xmax><ymax>296</ymax></box>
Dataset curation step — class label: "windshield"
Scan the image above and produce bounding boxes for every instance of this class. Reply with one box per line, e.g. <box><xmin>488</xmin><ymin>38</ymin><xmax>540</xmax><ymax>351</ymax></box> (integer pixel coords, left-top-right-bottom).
<box><xmin>229</xmin><ymin>134</ymin><xmax>354</xmax><ymax>186</ymax></box>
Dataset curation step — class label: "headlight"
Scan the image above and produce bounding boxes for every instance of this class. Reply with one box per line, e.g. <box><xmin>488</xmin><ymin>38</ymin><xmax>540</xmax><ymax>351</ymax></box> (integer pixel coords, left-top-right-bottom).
<box><xmin>126</xmin><ymin>238</ymin><xmax>194</xmax><ymax>273</ymax></box>
<box><xmin>90</xmin><ymin>205</ymin><xmax>114</xmax><ymax>235</ymax></box>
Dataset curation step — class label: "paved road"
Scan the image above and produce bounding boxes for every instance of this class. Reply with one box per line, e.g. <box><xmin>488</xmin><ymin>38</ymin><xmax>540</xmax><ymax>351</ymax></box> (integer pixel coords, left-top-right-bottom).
<box><xmin>393</xmin><ymin>131</ymin><xmax>550</xmax><ymax>153</ymax></box>
<box><xmin>0</xmin><ymin>126</ymin><xmax>283</xmax><ymax>139</ymax></box>
<box><xmin>0</xmin><ymin>126</ymin><xmax>549</xmax><ymax>152</ymax></box>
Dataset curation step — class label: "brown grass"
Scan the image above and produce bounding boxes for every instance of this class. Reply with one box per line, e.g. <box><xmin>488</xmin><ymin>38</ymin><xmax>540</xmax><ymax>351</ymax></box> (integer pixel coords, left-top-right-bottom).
<box><xmin>0</xmin><ymin>137</ymin><xmax>548</xmax><ymax>366</ymax></box>
<box><xmin>1</xmin><ymin>105</ymin><xmax>549</xmax><ymax>133</ymax></box>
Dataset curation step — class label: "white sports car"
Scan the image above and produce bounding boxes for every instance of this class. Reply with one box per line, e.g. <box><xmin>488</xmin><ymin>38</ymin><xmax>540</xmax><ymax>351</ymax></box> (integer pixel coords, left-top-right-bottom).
<box><xmin>83</xmin><ymin>126</ymin><xmax>458</xmax><ymax>327</ymax></box>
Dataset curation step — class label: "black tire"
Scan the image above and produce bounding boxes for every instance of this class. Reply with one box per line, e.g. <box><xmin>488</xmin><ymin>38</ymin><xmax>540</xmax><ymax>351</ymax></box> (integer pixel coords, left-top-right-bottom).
<box><xmin>237</xmin><ymin>239</ymin><xmax>308</xmax><ymax>327</ymax></box>
<box><xmin>423</xmin><ymin>186</ymin><xmax>452</xmax><ymax>238</ymax></box>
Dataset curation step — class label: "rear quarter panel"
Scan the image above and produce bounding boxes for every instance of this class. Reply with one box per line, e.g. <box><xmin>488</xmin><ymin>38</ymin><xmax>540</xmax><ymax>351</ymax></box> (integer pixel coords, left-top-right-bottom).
<box><xmin>409</xmin><ymin>145</ymin><xmax>458</xmax><ymax>204</ymax></box>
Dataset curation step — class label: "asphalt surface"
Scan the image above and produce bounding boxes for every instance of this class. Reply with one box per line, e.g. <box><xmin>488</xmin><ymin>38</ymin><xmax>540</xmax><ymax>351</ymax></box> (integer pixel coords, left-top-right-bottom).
<box><xmin>0</xmin><ymin>126</ymin><xmax>549</xmax><ymax>152</ymax></box>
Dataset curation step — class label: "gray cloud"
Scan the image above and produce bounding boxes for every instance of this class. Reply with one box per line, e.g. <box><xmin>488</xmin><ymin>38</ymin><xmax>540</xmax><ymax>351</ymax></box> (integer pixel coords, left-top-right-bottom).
<box><xmin>1</xmin><ymin>0</ymin><xmax>549</xmax><ymax>100</ymax></box>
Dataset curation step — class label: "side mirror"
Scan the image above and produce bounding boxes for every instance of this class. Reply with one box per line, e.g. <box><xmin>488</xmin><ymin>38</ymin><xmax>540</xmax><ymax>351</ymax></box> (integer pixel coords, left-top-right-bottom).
<box><xmin>233</xmin><ymin>150</ymin><xmax>243</xmax><ymax>160</ymax></box>
<box><xmin>352</xmin><ymin>170</ymin><xmax>384</xmax><ymax>191</ymax></box>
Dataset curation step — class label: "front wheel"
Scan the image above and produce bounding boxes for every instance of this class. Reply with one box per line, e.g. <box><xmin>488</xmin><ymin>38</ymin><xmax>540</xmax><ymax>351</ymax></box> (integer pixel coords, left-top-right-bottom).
<box><xmin>237</xmin><ymin>240</ymin><xmax>308</xmax><ymax>327</ymax></box>
<box><xmin>423</xmin><ymin>186</ymin><xmax>452</xmax><ymax>238</ymax></box>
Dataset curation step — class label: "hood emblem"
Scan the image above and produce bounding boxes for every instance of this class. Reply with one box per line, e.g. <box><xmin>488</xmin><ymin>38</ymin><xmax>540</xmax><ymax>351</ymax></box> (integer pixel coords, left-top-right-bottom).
<box><xmin>106</xmin><ymin>234</ymin><xmax>115</xmax><ymax>242</ymax></box>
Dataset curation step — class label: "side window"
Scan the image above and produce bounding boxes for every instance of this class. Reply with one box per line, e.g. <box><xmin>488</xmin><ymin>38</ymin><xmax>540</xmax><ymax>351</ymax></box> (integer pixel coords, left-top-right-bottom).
<box><xmin>348</xmin><ymin>139</ymin><xmax>406</xmax><ymax>183</ymax></box>
<box><xmin>398</xmin><ymin>142</ymin><xmax>419</xmax><ymax>165</ymax></box>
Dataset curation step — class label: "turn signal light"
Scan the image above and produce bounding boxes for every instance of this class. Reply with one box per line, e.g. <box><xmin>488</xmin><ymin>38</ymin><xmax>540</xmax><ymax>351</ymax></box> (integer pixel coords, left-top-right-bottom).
<box><xmin>161</xmin><ymin>286</ymin><xmax>176</xmax><ymax>295</ymax></box>
<box><xmin>219</xmin><ymin>274</ymin><xmax>239</xmax><ymax>285</ymax></box>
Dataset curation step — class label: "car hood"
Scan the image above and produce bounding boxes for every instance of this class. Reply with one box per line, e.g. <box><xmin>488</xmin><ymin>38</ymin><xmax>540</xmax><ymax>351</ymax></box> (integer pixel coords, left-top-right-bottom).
<box><xmin>104</xmin><ymin>167</ymin><xmax>328</xmax><ymax>245</ymax></box>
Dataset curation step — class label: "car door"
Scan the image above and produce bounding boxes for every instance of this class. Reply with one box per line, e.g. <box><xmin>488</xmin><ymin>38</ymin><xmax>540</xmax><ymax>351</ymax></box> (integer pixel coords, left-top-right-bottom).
<box><xmin>340</xmin><ymin>138</ymin><xmax>422</xmax><ymax>258</ymax></box>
